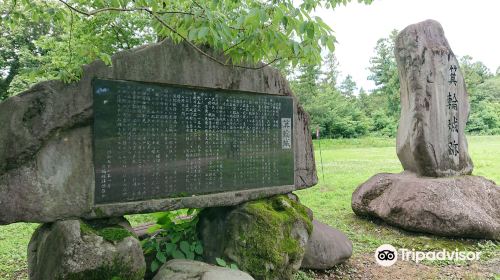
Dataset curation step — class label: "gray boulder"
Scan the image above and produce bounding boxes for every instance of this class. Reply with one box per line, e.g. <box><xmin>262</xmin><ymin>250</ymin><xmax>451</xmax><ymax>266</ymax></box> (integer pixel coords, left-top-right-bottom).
<box><xmin>351</xmin><ymin>173</ymin><xmax>500</xmax><ymax>240</ymax></box>
<box><xmin>28</xmin><ymin>217</ymin><xmax>146</xmax><ymax>280</ymax></box>
<box><xmin>395</xmin><ymin>19</ymin><xmax>473</xmax><ymax>177</ymax></box>
<box><xmin>0</xmin><ymin>39</ymin><xmax>317</xmax><ymax>225</ymax></box>
<box><xmin>197</xmin><ymin>195</ymin><xmax>313</xmax><ymax>280</ymax></box>
<box><xmin>153</xmin><ymin>259</ymin><xmax>255</xmax><ymax>280</ymax></box>
<box><xmin>301</xmin><ymin>220</ymin><xmax>353</xmax><ymax>269</ymax></box>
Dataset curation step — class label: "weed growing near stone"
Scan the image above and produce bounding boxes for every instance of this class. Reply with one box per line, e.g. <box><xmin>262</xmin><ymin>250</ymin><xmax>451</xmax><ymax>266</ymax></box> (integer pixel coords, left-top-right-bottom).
<box><xmin>141</xmin><ymin>209</ymin><xmax>203</xmax><ymax>273</ymax></box>
<box><xmin>215</xmin><ymin>257</ymin><xmax>239</xmax><ymax>270</ymax></box>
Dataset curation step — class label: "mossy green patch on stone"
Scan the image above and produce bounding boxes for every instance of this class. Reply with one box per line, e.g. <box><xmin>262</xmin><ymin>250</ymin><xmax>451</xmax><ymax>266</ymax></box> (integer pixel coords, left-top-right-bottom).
<box><xmin>80</xmin><ymin>221</ymin><xmax>96</xmax><ymax>236</ymax></box>
<box><xmin>229</xmin><ymin>195</ymin><xmax>313</xmax><ymax>280</ymax></box>
<box><xmin>62</xmin><ymin>257</ymin><xmax>145</xmax><ymax>280</ymax></box>
<box><xmin>79</xmin><ymin>221</ymin><xmax>134</xmax><ymax>243</ymax></box>
<box><xmin>97</xmin><ymin>227</ymin><xmax>133</xmax><ymax>242</ymax></box>
<box><xmin>94</xmin><ymin>207</ymin><xmax>106</xmax><ymax>218</ymax></box>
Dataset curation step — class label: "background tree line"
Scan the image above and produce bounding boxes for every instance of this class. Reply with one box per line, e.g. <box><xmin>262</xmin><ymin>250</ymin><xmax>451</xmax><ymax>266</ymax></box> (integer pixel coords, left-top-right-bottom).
<box><xmin>2</xmin><ymin>0</ymin><xmax>370</xmax><ymax>98</ymax></box>
<box><xmin>1</xmin><ymin>1</ymin><xmax>498</xmax><ymax>139</ymax></box>
<box><xmin>291</xmin><ymin>30</ymin><xmax>500</xmax><ymax>138</ymax></box>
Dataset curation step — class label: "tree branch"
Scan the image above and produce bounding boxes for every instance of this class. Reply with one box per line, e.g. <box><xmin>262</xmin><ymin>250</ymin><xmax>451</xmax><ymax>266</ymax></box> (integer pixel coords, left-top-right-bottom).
<box><xmin>223</xmin><ymin>36</ymin><xmax>249</xmax><ymax>54</ymax></box>
<box><xmin>58</xmin><ymin>1</ymin><xmax>195</xmax><ymax>16</ymax></box>
<box><xmin>149</xmin><ymin>11</ymin><xmax>279</xmax><ymax>69</ymax></box>
<box><xmin>58</xmin><ymin>0</ymin><xmax>146</xmax><ymax>16</ymax></box>
<box><xmin>57</xmin><ymin>0</ymin><xmax>277</xmax><ymax>70</ymax></box>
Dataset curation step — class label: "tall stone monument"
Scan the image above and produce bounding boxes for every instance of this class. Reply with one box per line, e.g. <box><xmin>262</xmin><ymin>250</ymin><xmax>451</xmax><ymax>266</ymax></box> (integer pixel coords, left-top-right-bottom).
<box><xmin>352</xmin><ymin>20</ymin><xmax>500</xmax><ymax>240</ymax></box>
<box><xmin>395</xmin><ymin>19</ymin><xmax>473</xmax><ymax>177</ymax></box>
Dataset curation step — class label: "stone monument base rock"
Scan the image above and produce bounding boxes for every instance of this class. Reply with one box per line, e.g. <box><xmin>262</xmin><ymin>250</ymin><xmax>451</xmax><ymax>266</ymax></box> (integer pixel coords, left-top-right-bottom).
<box><xmin>300</xmin><ymin>220</ymin><xmax>353</xmax><ymax>269</ymax></box>
<box><xmin>28</xmin><ymin>217</ymin><xmax>146</xmax><ymax>280</ymax></box>
<box><xmin>197</xmin><ymin>195</ymin><xmax>313</xmax><ymax>280</ymax></box>
<box><xmin>152</xmin><ymin>259</ymin><xmax>255</xmax><ymax>280</ymax></box>
<box><xmin>352</xmin><ymin>173</ymin><xmax>500</xmax><ymax>240</ymax></box>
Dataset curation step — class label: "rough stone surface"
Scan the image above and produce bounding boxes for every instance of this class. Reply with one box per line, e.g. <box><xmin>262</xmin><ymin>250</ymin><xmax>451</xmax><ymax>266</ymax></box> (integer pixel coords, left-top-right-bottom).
<box><xmin>301</xmin><ymin>220</ymin><xmax>353</xmax><ymax>269</ymax></box>
<box><xmin>197</xmin><ymin>195</ymin><xmax>313</xmax><ymax>280</ymax></box>
<box><xmin>152</xmin><ymin>259</ymin><xmax>255</xmax><ymax>280</ymax></box>
<box><xmin>28</xmin><ymin>217</ymin><xmax>146</xmax><ymax>280</ymax></box>
<box><xmin>395</xmin><ymin>19</ymin><xmax>473</xmax><ymax>177</ymax></box>
<box><xmin>0</xmin><ymin>39</ymin><xmax>317</xmax><ymax>225</ymax></box>
<box><xmin>351</xmin><ymin>173</ymin><xmax>500</xmax><ymax>240</ymax></box>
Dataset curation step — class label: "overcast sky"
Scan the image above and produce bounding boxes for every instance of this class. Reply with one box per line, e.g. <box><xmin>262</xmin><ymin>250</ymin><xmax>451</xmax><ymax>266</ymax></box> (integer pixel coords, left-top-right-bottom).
<box><xmin>315</xmin><ymin>0</ymin><xmax>500</xmax><ymax>91</ymax></box>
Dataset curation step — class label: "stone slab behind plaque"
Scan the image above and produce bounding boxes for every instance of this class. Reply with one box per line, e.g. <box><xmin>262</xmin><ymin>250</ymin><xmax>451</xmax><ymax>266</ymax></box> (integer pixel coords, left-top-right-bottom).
<box><xmin>0</xmin><ymin>40</ymin><xmax>317</xmax><ymax>224</ymax></box>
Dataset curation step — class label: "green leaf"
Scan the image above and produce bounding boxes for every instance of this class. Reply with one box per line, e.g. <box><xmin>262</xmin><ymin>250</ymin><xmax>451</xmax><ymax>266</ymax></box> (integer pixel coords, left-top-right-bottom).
<box><xmin>326</xmin><ymin>38</ymin><xmax>335</xmax><ymax>52</ymax></box>
<box><xmin>194</xmin><ymin>243</ymin><xmax>203</xmax><ymax>255</ymax></box>
<box><xmin>170</xmin><ymin>233</ymin><xmax>181</xmax><ymax>243</ymax></box>
<box><xmin>299</xmin><ymin>22</ymin><xmax>307</xmax><ymax>34</ymax></box>
<box><xmin>188</xmin><ymin>28</ymin><xmax>198</xmax><ymax>41</ymax></box>
<box><xmin>99</xmin><ymin>53</ymin><xmax>112</xmax><ymax>65</ymax></box>
<box><xmin>165</xmin><ymin>243</ymin><xmax>176</xmax><ymax>254</ymax></box>
<box><xmin>293</xmin><ymin>42</ymin><xmax>300</xmax><ymax>56</ymax></box>
<box><xmin>185</xmin><ymin>251</ymin><xmax>195</xmax><ymax>260</ymax></box>
<box><xmin>156</xmin><ymin>251</ymin><xmax>167</xmax><ymax>263</ymax></box>
<box><xmin>119</xmin><ymin>0</ymin><xmax>129</xmax><ymax>8</ymax></box>
<box><xmin>156</xmin><ymin>213</ymin><xmax>172</xmax><ymax>226</ymax></box>
<box><xmin>306</xmin><ymin>24</ymin><xmax>315</xmax><ymax>39</ymax></box>
<box><xmin>230</xmin><ymin>263</ymin><xmax>239</xmax><ymax>270</ymax></box>
<box><xmin>281</xmin><ymin>16</ymin><xmax>289</xmax><ymax>28</ymax></box>
<box><xmin>198</xmin><ymin>27</ymin><xmax>209</xmax><ymax>39</ymax></box>
<box><xmin>314</xmin><ymin>16</ymin><xmax>331</xmax><ymax>31</ymax></box>
<box><xmin>215</xmin><ymin>257</ymin><xmax>227</xmax><ymax>267</ymax></box>
<box><xmin>172</xmin><ymin>250</ymin><xmax>185</xmax><ymax>259</ymax></box>
<box><xmin>151</xmin><ymin>260</ymin><xmax>160</xmax><ymax>272</ymax></box>
<box><xmin>244</xmin><ymin>11</ymin><xmax>258</xmax><ymax>26</ymax></box>
<box><xmin>179</xmin><ymin>241</ymin><xmax>190</xmax><ymax>255</ymax></box>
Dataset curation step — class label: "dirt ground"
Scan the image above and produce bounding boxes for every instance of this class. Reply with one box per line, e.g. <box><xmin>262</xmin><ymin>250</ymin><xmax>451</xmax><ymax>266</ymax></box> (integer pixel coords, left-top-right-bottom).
<box><xmin>309</xmin><ymin>253</ymin><xmax>500</xmax><ymax>280</ymax></box>
<box><xmin>7</xmin><ymin>254</ymin><xmax>500</xmax><ymax>280</ymax></box>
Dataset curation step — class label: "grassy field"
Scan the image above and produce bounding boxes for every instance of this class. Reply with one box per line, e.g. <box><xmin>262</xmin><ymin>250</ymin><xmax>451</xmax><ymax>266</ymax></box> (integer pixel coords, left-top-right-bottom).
<box><xmin>296</xmin><ymin>135</ymin><xmax>500</xmax><ymax>279</ymax></box>
<box><xmin>299</xmin><ymin>135</ymin><xmax>500</xmax><ymax>253</ymax></box>
<box><xmin>0</xmin><ymin>136</ymin><xmax>499</xmax><ymax>279</ymax></box>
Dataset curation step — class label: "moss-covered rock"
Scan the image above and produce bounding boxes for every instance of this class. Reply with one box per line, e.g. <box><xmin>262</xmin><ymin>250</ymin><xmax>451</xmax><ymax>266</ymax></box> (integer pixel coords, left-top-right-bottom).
<box><xmin>198</xmin><ymin>194</ymin><xmax>313</xmax><ymax>280</ymax></box>
<box><xmin>60</xmin><ymin>258</ymin><xmax>146</xmax><ymax>280</ymax></box>
<box><xmin>79</xmin><ymin>218</ymin><xmax>135</xmax><ymax>243</ymax></box>
<box><xmin>28</xmin><ymin>218</ymin><xmax>145</xmax><ymax>280</ymax></box>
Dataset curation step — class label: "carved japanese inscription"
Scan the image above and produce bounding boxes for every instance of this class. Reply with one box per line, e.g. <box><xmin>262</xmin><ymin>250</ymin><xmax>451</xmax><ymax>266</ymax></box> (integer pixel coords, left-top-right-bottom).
<box><xmin>93</xmin><ymin>79</ymin><xmax>294</xmax><ymax>204</ymax></box>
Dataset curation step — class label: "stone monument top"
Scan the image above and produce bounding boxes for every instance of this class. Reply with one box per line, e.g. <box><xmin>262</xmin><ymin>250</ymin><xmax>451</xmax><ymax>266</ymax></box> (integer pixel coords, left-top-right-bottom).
<box><xmin>394</xmin><ymin>19</ymin><xmax>473</xmax><ymax>177</ymax></box>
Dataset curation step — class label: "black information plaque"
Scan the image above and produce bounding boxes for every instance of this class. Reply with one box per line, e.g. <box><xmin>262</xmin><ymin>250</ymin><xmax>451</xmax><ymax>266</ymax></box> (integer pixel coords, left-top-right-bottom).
<box><xmin>93</xmin><ymin>79</ymin><xmax>294</xmax><ymax>204</ymax></box>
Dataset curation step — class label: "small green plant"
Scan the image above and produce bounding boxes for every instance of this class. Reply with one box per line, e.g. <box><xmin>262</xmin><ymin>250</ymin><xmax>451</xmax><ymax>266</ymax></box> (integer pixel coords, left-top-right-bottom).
<box><xmin>215</xmin><ymin>257</ymin><xmax>239</xmax><ymax>270</ymax></box>
<box><xmin>142</xmin><ymin>209</ymin><xmax>203</xmax><ymax>272</ymax></box>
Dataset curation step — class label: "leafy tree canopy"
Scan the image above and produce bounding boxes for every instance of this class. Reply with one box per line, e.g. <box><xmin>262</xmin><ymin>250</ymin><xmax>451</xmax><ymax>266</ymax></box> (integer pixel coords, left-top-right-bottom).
<box><xmin>1</xmin><ymin>0</ymin><xmax>373</xmax><ymax>99</ymax></box>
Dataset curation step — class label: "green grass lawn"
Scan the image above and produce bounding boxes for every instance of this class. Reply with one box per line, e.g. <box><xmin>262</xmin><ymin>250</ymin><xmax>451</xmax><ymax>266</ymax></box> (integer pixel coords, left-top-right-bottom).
<box><xmin>297</xmin><ymin>135</ymin><xmax>500</xmax><ymax>263</ymax></box>
<box><xmin>0</xmin><ymin>136</ymin><xmax>499</xmax><ymax>279</ymax></box>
